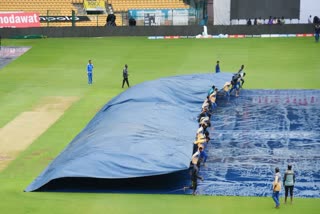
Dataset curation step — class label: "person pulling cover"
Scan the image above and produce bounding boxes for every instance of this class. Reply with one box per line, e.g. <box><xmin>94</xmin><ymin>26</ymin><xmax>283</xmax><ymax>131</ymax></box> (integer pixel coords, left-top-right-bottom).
<box><xmin>229</xmin><ymin>65</ymin><xmax>246</xmax><ymax>96</ymax></box>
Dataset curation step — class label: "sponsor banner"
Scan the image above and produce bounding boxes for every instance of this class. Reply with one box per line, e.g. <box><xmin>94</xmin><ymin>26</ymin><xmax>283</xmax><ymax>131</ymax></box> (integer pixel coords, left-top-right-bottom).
<box><xmin>164</xmin><ymin>36</ymin><xmax>180</xmax><ymax>39</ymax></box>
<box><xmin>39</xmin><ymin>16</ymin><xmax>90</xmax><ymax>22</ymax></box>
<box><xmin>219</xmin><ymin>34</ymin><xmax>228</xmax><ymax>38</ymax></box>
<box><xmin>296</xmin><ymin>33</ymin><xmax>313</xmax><ymax>37</ymax></box>
<box><xmin>0</xmin><ymin>12</ymin><xmax>20</xmax><ymax>14</ymax></box>
<box><xmin>228</xmin><ymin>34</ymin><xmax>245</xmax><ymax>38</ymax></box>
<box><xmin>84</xmin><ymin>0</ymin><xmax>105</xmax><ymax>11</ymax></box>
<box><xmin>0</xmin><ymin>12</ymin><xmax>40</xmax><ymax>28</ymax></box>
<box><xmin>129</xmin><ymin>9</ymin><xmax>190</xmax><ymax>26</ymax></box>
<box><xmin>148</xmin><ymin>33</ymin><xmax>311</xmax><ymax>40</ymax></box>
<box><xmin>171</xmin><ymin>9</ymin><xmax>189</xmax><ymax>26</ymax></box>
<box><xmin>196</xmin><ymin>35</ymin><xmax>211</xmax><ymax>39</ymax></box>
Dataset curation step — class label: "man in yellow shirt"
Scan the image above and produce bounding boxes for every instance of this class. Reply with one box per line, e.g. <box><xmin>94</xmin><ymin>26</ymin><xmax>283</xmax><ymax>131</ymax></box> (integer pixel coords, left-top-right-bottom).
<box><xmin>272</xmin><ymin>167</ymin><xmax>282</xmax><ymax>208</ymax></box>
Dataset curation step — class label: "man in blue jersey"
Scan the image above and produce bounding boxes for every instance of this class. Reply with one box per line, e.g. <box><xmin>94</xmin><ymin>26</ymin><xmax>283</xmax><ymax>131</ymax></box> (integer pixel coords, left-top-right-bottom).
<box><xmin>283</xmin><ymin>164</ymin><xmax>296</xmax><ymax>204</ymax></box>
<box><xmin>215</xmin><ymin>60</ymin><xmax>220</xmax><ymax>73</ymax></box>
<box><xmin>86</xmin><ymin>59</ymin><xmax>94</xmax><ymax>84</ymax></box>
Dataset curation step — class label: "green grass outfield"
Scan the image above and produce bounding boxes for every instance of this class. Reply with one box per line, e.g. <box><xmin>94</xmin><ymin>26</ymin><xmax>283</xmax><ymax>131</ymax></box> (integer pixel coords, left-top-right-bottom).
<box><xmin>0</xmin><ymin>37</ymin><xmax>319</xmax><ymax>214</ymax></box>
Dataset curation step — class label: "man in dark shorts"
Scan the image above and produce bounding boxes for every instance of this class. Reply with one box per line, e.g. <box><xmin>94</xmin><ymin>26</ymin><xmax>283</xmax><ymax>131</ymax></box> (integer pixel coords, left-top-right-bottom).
<box><xmin>283</xmin><ymin>164</ymin><xmax>296</xmax><ymax>204</ymax></box>
<box><xmin>183</xmin><ymin>161</ymin><xmax>204</xmax><ymax>195</ymax></box>
<box><xmin>122</xmin><ymin>64</ymin><xmax>130</xmax><ymax>88</ymax></box>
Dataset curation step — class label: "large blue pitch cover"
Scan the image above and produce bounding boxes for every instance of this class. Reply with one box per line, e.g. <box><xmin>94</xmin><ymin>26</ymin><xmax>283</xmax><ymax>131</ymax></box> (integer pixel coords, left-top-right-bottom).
<box><xmin>25</xmin><ymin>73</ymin><xmax>232</xmax><ymax>192</ymax></box>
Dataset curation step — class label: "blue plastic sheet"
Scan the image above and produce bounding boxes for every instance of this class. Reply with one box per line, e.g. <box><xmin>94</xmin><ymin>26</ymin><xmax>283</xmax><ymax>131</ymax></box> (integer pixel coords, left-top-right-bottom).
<box><xmin>196</xmin><ymin>90</ymin><xmax>320</xmax><ymax>197</ymax></box>
<box><xmin>25</xmin><ymin>74</ymin><xmax>320</xmax><ymax>197</ymax></box>
<box><xmin>25</xmin><ymin>73</ymin><xmax>232</xmax><ymax>192</ymax></box>
<box><xmin>0</xmin><ymin>46</ymin><xmax>31</xmax><ymax>70</ymax></box>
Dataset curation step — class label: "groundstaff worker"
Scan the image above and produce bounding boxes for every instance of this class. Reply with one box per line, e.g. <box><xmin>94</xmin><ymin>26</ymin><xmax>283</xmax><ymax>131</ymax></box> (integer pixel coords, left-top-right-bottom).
<box><xmin>283</xmin><ymin>164</ymin><xmax>296</xmax><ymax>204</ymax></box>
<box><xmin>122</xmin><ymin>64</ymin><xmax>130</xmax><ymax>88</ymax></box>
<box><xmin>272</xmin><ymin>167</ymin><xmax>282</xmax><ymax>209</ymax></box>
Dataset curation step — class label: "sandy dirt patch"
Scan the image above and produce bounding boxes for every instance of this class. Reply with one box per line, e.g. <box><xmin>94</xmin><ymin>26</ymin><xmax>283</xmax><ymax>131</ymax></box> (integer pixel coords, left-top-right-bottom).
<box><xmin>0</xmin><ymin>96</ymin><xmax>79</xmax><ymax>171</ymax></box>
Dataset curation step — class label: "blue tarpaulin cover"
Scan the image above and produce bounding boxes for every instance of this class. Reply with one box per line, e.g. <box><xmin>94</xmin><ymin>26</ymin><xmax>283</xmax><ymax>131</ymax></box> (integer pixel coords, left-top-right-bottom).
<box><xmin>198</xmin><ymin>89</ymin><xmax>320</xmax><ymax>197</ymax></box>
<box><xmin>25</xmin><ymin>73</ymin><xmax>232</xmax><ymax>192</ymax></box>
